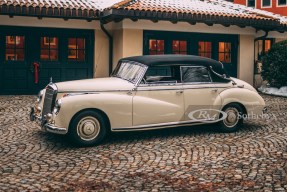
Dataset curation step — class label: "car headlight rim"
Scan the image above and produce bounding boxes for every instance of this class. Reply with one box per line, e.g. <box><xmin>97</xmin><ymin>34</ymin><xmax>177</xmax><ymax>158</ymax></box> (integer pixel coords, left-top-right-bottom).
<box><xmin>37</xmin><ymin>90</ymin><xmax>44</xmax><ymax>103</ymax></box>
<box><xmin>53</xmin><ymin>99</ymin><xmax>62</xmax><ymax>115</ymax></box>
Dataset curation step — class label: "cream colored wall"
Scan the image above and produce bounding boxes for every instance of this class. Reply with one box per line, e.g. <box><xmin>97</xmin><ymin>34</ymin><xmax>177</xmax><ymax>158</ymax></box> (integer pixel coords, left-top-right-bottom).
<box><xmin>95</xmin><ymin>28</ymin><xmax>143</xmax><ymax>77</ymax></box>
<box><xmin>238</xmin><ymin>35</ymin><xmax>255</xmax><ymax>85</ymax></box>
<box><xmin>113</xmin><ymin>29</ymin><xmax>124</xmax><ymax>69</ymax></box>
<box><xmin>94</xmin><ymin>29</ymin><xmax>109</xmax><ymax>78</ymax></box>
<box><xmin>112</xmin><ymin>29</ymin><xmax>143</xmax><ymax>69</ymax></box>
<box><xmin>123</xmin><ymin>29</ymin><xmax>143</xmax><ymax>58</ymax></box>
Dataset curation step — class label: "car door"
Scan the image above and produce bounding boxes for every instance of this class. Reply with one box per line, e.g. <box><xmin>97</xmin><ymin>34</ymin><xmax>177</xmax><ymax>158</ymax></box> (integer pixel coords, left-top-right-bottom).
<box><xmin>181</xmin><ymin>66</ymin><xmax>222</xmax><ymax>122</ymax></box>
<box><xmin>133</xmin><ymin>65</ymin><xmax>184</xmax><ymax>127</ymax></box>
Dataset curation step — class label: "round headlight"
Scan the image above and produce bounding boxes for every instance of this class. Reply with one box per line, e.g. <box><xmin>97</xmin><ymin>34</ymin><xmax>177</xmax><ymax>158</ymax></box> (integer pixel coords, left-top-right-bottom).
<box><xmin>53</xmin><ymin>99</ymin><xmax>62</xmax><ymax>114</ymax></box>
<box><xmin>55</xmin><ymin>99</ymin><xmax>62</xmax><ymax>108</ymax></box>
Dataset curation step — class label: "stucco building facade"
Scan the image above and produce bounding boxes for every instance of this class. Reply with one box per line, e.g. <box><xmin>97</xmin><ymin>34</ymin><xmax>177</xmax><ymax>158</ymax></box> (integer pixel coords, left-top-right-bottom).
<box><xmin>0</xmin><ymin>0</ymin><xmax>287</xmax><ymax>94</ymax></box>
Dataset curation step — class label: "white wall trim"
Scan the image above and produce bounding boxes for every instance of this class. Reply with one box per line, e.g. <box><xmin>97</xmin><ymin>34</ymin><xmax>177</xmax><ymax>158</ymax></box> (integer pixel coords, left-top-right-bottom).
<box><xmin>255</xmin><ymin>30</ymin><xmax>287</xmax><ymax>38</ymax></box>
<box><xmin>119</xmin><ymin>19</ymin><xmax>256</xmax><ymax>35</ymax></box>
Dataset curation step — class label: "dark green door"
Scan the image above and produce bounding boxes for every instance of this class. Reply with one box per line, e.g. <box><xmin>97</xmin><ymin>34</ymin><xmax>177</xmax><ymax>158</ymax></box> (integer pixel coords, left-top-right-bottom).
<box><xmin>0</xmin><ymin>27</ymin><xmax>94</xmax><ymax>95</ymax></box>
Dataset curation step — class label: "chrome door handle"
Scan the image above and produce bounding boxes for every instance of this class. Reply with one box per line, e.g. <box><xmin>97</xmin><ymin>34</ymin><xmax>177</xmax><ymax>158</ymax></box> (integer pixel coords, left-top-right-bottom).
<box><xmin>211</xmin><ymin>89</ymin><xmax>218</xmax><ymax>93</ymax></box>
<box><xmin>176</xmin><ymin>90</ymin><xmax>183</xmax><ymax>94</ymax></box>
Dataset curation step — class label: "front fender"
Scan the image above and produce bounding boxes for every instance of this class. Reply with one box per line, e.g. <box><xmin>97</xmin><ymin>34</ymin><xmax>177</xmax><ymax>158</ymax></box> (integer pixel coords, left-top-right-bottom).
<box><xmin>53</xmin><ymin>93</ymin><xmax>133</xmax><ymax>130</ymax></box>
<box><xmin>220</xmin><ymin>88</ymin><xmax>265</xmax><ymax>116</ymax></box>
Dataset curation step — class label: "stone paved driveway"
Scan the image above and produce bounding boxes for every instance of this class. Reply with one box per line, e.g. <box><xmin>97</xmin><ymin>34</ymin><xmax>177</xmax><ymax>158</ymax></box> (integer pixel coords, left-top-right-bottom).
<box><xmin>0</xmin><ymin>95</ymin><xmax>287</xmax><ymax>191</ymax></box>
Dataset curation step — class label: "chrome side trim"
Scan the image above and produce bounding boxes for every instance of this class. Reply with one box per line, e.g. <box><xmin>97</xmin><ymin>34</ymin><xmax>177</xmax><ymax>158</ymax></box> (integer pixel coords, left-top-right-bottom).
<box><xmin>58</xmin><ymin>90</ymin><xmax>134</xmax><ymax>93</ymax></box>
<box><xmin>112</xmin><ymin>119</ymin><xmax>215</xmax><ymax>132</ymax></box>
<box><xmin>135</xmin><ymin>86</ymin><xmax>230</xmax><ymax>91</ymax></box>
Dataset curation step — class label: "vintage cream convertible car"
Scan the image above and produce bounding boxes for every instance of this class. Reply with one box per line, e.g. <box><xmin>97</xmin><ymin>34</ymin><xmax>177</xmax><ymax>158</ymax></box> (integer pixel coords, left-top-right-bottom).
<box><xmin>30</xmin><ymin>55</ymin><xmax>266</xmax><ymax>146</ymax></box>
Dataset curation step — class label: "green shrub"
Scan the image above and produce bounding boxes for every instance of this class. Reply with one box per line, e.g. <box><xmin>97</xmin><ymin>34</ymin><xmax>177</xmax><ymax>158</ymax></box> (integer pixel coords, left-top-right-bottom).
<box><xmin>262</xmin><ymin>40</ymin><xmax>287</xmax><ymax>88</ymax></box>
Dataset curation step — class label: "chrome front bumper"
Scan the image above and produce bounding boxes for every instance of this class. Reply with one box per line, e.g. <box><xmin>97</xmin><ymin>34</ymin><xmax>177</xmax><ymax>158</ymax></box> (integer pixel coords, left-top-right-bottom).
<box><xmin>30</xmin><ymin>107</ymin><xmax>68</xmax><ymax>135</ymax></box>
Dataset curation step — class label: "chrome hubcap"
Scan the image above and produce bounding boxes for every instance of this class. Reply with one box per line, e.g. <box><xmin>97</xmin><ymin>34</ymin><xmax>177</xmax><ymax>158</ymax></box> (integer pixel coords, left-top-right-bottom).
<box><xmin>77</xmin><ymin>116</ymin><xmax>100</xmax><ymax>141</ymax></box>
<box><xmin>223</xmin><ymin>108</ymin><xmax>240</xmax><ymax>128</ymax></box>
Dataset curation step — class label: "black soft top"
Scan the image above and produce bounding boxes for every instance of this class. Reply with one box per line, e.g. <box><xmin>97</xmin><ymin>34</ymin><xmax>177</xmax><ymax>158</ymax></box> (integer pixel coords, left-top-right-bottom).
<box><xmin>119</xmin><ymin>55</ymin><xmax>228</xmax><ymax>76</ymax></box>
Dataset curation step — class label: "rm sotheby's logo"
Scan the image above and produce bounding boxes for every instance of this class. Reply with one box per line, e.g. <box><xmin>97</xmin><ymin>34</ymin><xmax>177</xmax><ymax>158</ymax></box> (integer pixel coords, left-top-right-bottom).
<box><xmin>188</xmin><ymin>109</ymin><xmax>227</xmax><ymax>123</ymax></box>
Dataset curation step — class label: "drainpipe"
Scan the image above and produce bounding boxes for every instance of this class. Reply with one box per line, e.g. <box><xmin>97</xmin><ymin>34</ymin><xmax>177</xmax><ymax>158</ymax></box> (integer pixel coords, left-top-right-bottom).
<box><xmin>253</xmin><ymin>30</ymin><xmax>269</xmax><ymax>87</ymax></box>
<box><xmin>100</xmin><ymin>19</ymin><xmax>113</xmax><ymax>75</ymax></box>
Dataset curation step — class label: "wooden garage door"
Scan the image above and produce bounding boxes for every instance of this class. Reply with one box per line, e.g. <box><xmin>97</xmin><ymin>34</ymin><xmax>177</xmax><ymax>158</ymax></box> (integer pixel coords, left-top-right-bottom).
<box><xmin>0</xmin><ymin>27</ymin><xmax>94</xmax><ymax>95</ymax></box>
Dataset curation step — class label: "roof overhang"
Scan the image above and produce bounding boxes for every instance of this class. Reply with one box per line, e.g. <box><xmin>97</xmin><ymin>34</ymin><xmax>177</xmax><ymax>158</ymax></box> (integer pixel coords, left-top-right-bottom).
<box><xmin>0</xmin><ymin>4</ymin><xmax>99</xmax><ymax>20</ymax></box>
<box><xmin>102</xmin><ymin>8</ymin><xmax>286</xmax><ymax>32</ymax></box>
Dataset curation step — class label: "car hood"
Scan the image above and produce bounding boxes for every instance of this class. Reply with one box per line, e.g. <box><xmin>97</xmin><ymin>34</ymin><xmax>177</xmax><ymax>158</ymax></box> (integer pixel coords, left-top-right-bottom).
<box><xmin>55</xmin><ymin>77</ymin><xmax>135</xmax><ymax>92</ymax></box>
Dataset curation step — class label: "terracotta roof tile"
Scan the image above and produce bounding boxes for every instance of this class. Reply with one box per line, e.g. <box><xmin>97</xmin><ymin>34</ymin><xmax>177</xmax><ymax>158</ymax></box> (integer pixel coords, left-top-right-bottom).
<box><xmin>111</xmin><ymin>0</ymin><xmax>280</xmax><ymax>21</ymax></box>
<box><xmin>0</xmin><ymin>0</ymin><xmax>124</xmax><ymax>11</ymax></box>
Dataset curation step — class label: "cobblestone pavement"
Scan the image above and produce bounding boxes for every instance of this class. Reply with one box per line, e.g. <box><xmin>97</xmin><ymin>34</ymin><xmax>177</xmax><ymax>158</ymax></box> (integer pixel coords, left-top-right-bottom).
<box><xmin>0</xmin><ymin>95</ymin><xmax>287</xmax><ymax>191</ymax></box>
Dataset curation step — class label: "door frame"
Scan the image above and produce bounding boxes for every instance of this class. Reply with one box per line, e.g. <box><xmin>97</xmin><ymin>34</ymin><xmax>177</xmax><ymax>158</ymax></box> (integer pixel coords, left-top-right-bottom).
<box><xmin>0</xmin><ymin>26</ymin><xmax>95</xmax><ymax>95</ymax></box>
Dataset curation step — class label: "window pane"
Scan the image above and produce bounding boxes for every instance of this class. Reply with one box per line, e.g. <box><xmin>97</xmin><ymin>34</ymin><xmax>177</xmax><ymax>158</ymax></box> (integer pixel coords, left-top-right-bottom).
<box><xmin>219</xmin><ymin>42</ymin><xmax>231</xmax><ymax>63</ymax></box>
<box><xmin>144</xmin><ymin>65</ymin><xmax>180</xmax><ymax>84</ymax></box>
<box><xmin>149</xmin><ymin>40</ymin><xmax>157</xmax><ymax>51</ymax></box>
<box><xmin>16</xmin><ymin>49</ymin><xmax>25</xmax><ymax>61</ymax></box>
<box><xmin>264</xmin><ymin>40</ymin><xmax>271</xmax><ymax>52</ymax></box>
<box><xmin>248</xmin><ymin>0</ymin><xmax>255</xmax><ymax>7</ymax></box>
<box><xmin>278</xmin><ymin>0</ymin><xmax>287</xmax><ymax>5</ymax></box>
<box><xmin>149</xmin><ymin>39</ymin><xmax>165</xmax><ymax>55</ymax></box>
<box><xmin>206</xmin><ymin>42</ymin><xmax>211</xmax><ymax>52</ymax></box>
<box><xmin>180</xmin><ymin>41</ymin><xmax>187</xmax><ymax>52</ymax></box>
<box><xmin>225</xmin><ymin>43</ymin><xmax>231</xmax><ymax>52</ymax></box>
<box><xmin>6</xmin><ymin>49</ymin><xmax>16</xmax><ymax>61</ymax></box>
<box><xmin>40</xmin><ymin>50</ymin><xmax>49</xmax><ymax>60</ymax></box>
<box><xmin>173</xmin><ymin>40</ymin><xmax>187</xmax><ymax>54</ymax></box>
<box><xmin>6</xmin><ymin>36</ymin><xmax>24</xmax><ymax>48</ymax></box>
<box><xmin>68</xmin><ymin>38</ymin><xmax>77</xmax><ymax>47</ymax></box>
<box><xmin>219</xmin><ymin>53</ymin><xmax>225</xmax><ymax>62</ymax></box>
<box><xmin>182</xmin><ymin>67</ymin><xmax>211</xmax><ymax>83</ymax></box>
<box><xmin>157</xmin><ymin>40</ymin><xmax>164</xmax><ymax>52</ymax></box>
<box><xmin>41</xmin><ymin>37</ymin><xmax>59</xmax><ymax>61</ymax></box>
<box><xmin>77</xmin><ymin>38</ymin><xmax>85</xmax><ymax>49</ymax></box>
<box><xmin>5</xmin><ymin>36</ymin><xmax>25</xmax><ymax>61</ymax></box>
<box><xmin>219</xmin><ymin>42</ymin><xmax>225</xmax><ymax>52</ymax></box>
<box><xmin>224</xmin><ymin>53</ymin><xmax>231</xmax><ymax>63</ymax></box>
<box><xmin>262</xmin><ymin>0</ymin><xmax>271</xmax><ymax>6</ymax></box>
<box><xmin>78</xmin><ymin>50</ymin><xmax>85</xmax><ymax>61</ymax></box>
<box><xmin>198</xmin><ymin>42</ymin><xmax>205</xmax><ymax>52</ymax></box>
<box><xmin>50</xmin><ymin>50</ymin><xmax>58</xmax><ymax>61</ymax></box>
<box><xmin>172</xmin><ymin>40</ymin><xmax>180</xmax><ymax>52</ymax></box>
<box><xmin>68</xmin><ymin>38</ymin><xmax>86</xmax><ymax>61</ymax></box>
<box><xmin>198</xmin><ymin>41</ymin><xmax>212</xmax><ymax>58</ymax></box>
<box><xmin>206</xmin><ymin>52</ymin><xmax>212</xmax><ymax>58</ymax></box>
<box><xmin>68</xmin><ymin>49</ymin><xmax>77</xmax><ymax>60</ymax></box>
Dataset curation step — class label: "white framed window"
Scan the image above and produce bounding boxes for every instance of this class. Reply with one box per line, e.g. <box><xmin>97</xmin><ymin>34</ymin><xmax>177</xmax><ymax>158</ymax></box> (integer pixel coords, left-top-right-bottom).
<box><xmin>277</xmin><ymin>0</ymin><xmax>287</xmax><ymax>7</ymax></box>
<box><xmin>262</xmin><ymin>0</ymin><xmax>272</xmax><ymax>7</ymax></box>
<box><xmin>247</xmin><ymin>0</ymin><xmax>256</xmax><ymax>7</ymax></box>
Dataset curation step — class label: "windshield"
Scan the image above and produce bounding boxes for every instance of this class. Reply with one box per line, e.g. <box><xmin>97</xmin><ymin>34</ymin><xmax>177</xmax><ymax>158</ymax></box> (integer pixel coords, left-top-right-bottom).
<box><xmin>112</xmin><ymin>61</ymin><xmax>146</xmax><ymax>84</ymax></box>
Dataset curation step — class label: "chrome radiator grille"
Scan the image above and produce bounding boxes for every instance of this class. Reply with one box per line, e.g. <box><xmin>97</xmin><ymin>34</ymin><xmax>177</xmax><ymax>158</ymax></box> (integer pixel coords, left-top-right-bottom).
<box><xmin>42</xmin><ymin>85</ymin><xmax>57</xmax><ymax>121</ymax></box>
